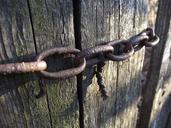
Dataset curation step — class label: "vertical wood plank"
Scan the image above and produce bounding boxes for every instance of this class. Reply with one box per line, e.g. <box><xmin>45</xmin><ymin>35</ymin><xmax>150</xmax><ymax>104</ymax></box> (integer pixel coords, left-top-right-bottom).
<box><xmin>28</xmin><ymin>0</ymin><xmax>79</xmax><ymax>127</ymax></box>
<box><xmin>0</xmin><ymin>0</ymin><xmax>78</xmax><ymax>127</ymax></box>
<box><xmin>79</xmin><ymin>0</ymin><xmax>147</xmax><ymax>127</ymax></box>
<box><xmin>115</xmin><ymin>0</ymin><xmax>147</xmax><ymax>128</ymax></box>
<box><xmin>137</xmin><ymin>0</ymin><xmax>171</xmax><ymax>127</ymax></box>
<box><xmin>145</xmin><ymin>1</ymin><xmax>171</xmax><ymax>127</ymax></box>
<box><xmin>0</xmin><ymin>0</ymin><xmax>46</xmax><ymax>127</ymax></box>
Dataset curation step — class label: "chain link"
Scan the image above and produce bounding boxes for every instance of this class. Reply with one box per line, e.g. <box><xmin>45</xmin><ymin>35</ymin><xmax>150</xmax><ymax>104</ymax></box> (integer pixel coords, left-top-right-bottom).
<box><xmin>37</xmin><ymin>47</ymin><xmax>86</xmax><ymax>79</ymax></box>
<box><xmin>0</xmin><ymin>28</ymin><xmax>159</xmax><ymax>79</ymax></box>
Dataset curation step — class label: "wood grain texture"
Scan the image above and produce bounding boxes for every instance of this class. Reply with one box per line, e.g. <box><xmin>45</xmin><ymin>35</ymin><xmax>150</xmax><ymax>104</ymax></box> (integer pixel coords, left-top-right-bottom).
<box><xmin>0</xmin><ymin>0</ymin><xmax>149</xmax><ymax>127</ymax></box>
<box><xmin>28</xmin><ymin>0</ymin><xmax>79</xmax><ymax>127</ymax></box>
<box><xmin>79</xmin><ymin>0</ymin><xmax>147</xmax><ymax>127</ymax></box>
<box><xmin>149</xmin><ymin>13</ymin><xmax>171</xmax><ymax>128</ymax></box>
<box><xmin>0</xmin><ymin>0</ymin><xmax>78</xmax><ymax>127</ymax></box>
<box><xmin>0</xmin><ymin>0</ymin><xmax>40</xmax><ymax>127</ymax></box>
<box><xmin>137</xmin><ymin>0</ymin><xmax>171</xmax><ymax>127</ymax></box>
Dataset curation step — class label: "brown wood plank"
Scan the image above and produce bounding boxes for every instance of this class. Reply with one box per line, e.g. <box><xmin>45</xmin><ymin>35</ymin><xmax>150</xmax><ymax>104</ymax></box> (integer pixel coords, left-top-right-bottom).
<box><xmin>79</xmin><ymin>0</ymin><xmax>147</xmax><ymax>127</ymax></box>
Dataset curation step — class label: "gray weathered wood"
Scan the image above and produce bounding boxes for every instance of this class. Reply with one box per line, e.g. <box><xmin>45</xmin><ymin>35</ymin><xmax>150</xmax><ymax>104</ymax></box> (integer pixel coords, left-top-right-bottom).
<box><xmin>0</xmin><ymin>0</ymin><xmax>40</xmax><ymax>127</ymax></box>
<box><xmin>137</xmin><ymin>0</ymin><xmax>171</xmax><ymax>127</ymax></box>
<box><xmin>0</xmin><ymin>0</ymin><xmax>78</xmax><ymax>127</ymax></box>
<box><xmin>0</xmin><ymin>0</ymin><xmax>150</xmax><ymax>127</ymax></box>
<box><xmin>28</xmin><ymin>0</ymin><xmax>79</xmax><ymax>127</ymax></box>
<box><xmin>79</xmin><ymin>0</ymin><xmax>147</xmax><ymax>127</ymax></box>
<box><xmin>149</xmin><ymin>22</ymin><xmax>171</xmax><ymax>128</ymax></box>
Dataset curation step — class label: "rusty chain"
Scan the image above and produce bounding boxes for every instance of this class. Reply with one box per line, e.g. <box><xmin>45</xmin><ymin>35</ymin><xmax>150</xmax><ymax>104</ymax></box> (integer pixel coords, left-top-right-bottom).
<box><xmin>0</xmin><ymin>28</ymin><xmax>159</xmax><ymax>98</ymax></box>
<box><xmin>0</xmin><ymin>28</ymin><xmax>159</xmax><ymax>78</ymax></box>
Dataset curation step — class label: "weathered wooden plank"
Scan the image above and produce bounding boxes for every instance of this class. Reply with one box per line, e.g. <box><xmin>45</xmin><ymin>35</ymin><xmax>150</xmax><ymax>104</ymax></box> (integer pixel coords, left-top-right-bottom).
<box><xmin>79</xmin><ymin>0</ymin><xmax>147</xmax><ymax>127</ymax></box>
<box><xmin>28</xmin><ymin>0</ymin><xmax>79</xmax><ymax>127</ymax></box>
<box><xmin>80</xmin><ymin>1</ymin><xmax>117</xmax><ymax>127</ymax></box>
<box><xmin>0</xmin><ymin>0</ymin><xmax>50</xmax><ymax>128</ymax></box>
<box><xmin>0</xmin><ymin>0</ymin><xmax>46</xmax><ymax>127</ymax></box>
<box><xmin>115</xmin><ymin>0</ymin><xmax>147</xmax><ymax>128</ymax></box>
<box><xmin>137</xmin><ymin>0</ymin><xmax>171</xmax><ymax>127</ymax></box>
<box><xmin>149</xmin><ymin>14</ymin><xmax>171</xmax><ymax>128</ymax></box>
<box><xmin>149</xmin><ymin>60</ymin><xmax>171</xmax><ymax>128</ymax></box>
<box><xmin>0</xmin><ymin>0</ymin><xmax>78</xmax><ymax>127</ymax></box>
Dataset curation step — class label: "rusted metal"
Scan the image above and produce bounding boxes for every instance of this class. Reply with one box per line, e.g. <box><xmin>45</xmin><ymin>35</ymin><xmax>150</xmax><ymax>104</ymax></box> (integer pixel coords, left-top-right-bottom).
<box><xmin>76</xmin><ymin>42</ymin><xmax>117</xmax><ymax>67</ymax></box>
<box><xmin>145</xmin><ymin>35</ymin><xmax>159</xmax><ymax>47</ymax></box>
<box><xmin>76</xmin><ymin>45</ymin><xmax>114</xmax><ymax>60</ymax></box>
<box><xmin>86</xmin><ymin>58</ymin><xmax>105</xmax><ymax>67</ymax></box>
<box><xmin>99</xmin><ymin>40</ymin><xmax>123</xmax><ymax>46</ymax></box>
<box><xmin>0</xmin><ymin>27</ymin><xmax>159</xmax><ymax>99</ymax></box>
<box><xmin>139</xmin><ymin>27</ymin><xmax>155</xmax><ymax>37</ymax></box>
<box><xmin>96</xmin><ymin>62</ymin><xmax>108</xmax><ymax>100</ymax></box>
<box><xmin>129</xmin><ymin>34</ymin><xmax>149</xmax><ymax>46</ymax></box>
<box><xmin>37</xmin><ymin>47</ymin><xmax>86</xmax><ymax>79</ymax></box>
<box><xmin>138</xmin><ymin>27</ymin><xmax>159</xmax><ymax>47</ymax></box>
<box><xmin>0</xmin><ymin>61</ymin><xmax>47</xmax><ymax>74</ymax></box>
<box><xmin>0</xmin><ymin>27</ymin><xmax>159</xmax><ymax>80</ymax></box>
<box><xmin>37</xmin><ymin>47</ymin><xmax>80</xmax><ymax>61</ymax></box>
<box><xmin>40</xmin><ymin>59</ymin><xmax>86</xmax><ymax>79</ymax></box>
<box><xmin>108</xmin><ymin>43</ymin><xmax>134</xmax><ymax>61</ymax></box>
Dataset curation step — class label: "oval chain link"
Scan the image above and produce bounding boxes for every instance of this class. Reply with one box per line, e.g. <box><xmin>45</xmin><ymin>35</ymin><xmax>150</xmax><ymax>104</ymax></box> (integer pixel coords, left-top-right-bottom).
<box><xmin>37</xmin><ymin>47</ymin><xmax>86</xmax><ymax>79</ymax></box>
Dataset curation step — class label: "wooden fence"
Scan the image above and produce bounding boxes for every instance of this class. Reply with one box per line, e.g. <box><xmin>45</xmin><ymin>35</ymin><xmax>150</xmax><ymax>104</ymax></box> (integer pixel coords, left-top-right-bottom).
<box><xmin>0</xmin><ymin>0</ymin><xmax>170</xmax><ymax>128</ymax></box>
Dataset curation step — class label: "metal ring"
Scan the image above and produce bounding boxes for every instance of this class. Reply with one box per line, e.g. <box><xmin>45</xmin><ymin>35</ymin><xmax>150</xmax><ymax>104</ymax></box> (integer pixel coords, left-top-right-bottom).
<box><xmin>99</xmin><ymin>40</ymin><xmax>124</xmax><ymax>46</ymax></box>
<box><xmin>129</xmin><ymin>34</ymin><xmax>149</xmax><ymax>46</ymax></box>
<box><xmin>139</xmin><ymin>27</ymin><xmax>155</xmax><ymax>37</ymax></box>
<box><xmin>107</xmin><ymin>44</ymin><xmax>134</xmax><ymax>61</ymax></box>
<box><xmin>137</xmin><ymin>28</ymin><xmax>159</xmax><ymax>47</ymax></box>
<box><xmin>37</xmin><ymin>47</ymin><xmax>86</xmax><ymax>79</ymax></box>
<box><xmin>145</xmin><ymin>35</ymin><xmax>159</xmax><ymax>47</ymax></box>
<box><xmin>76</xmin><ymin>45</ymin><xmax>114</xmax><ymax>59</ymax></box>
